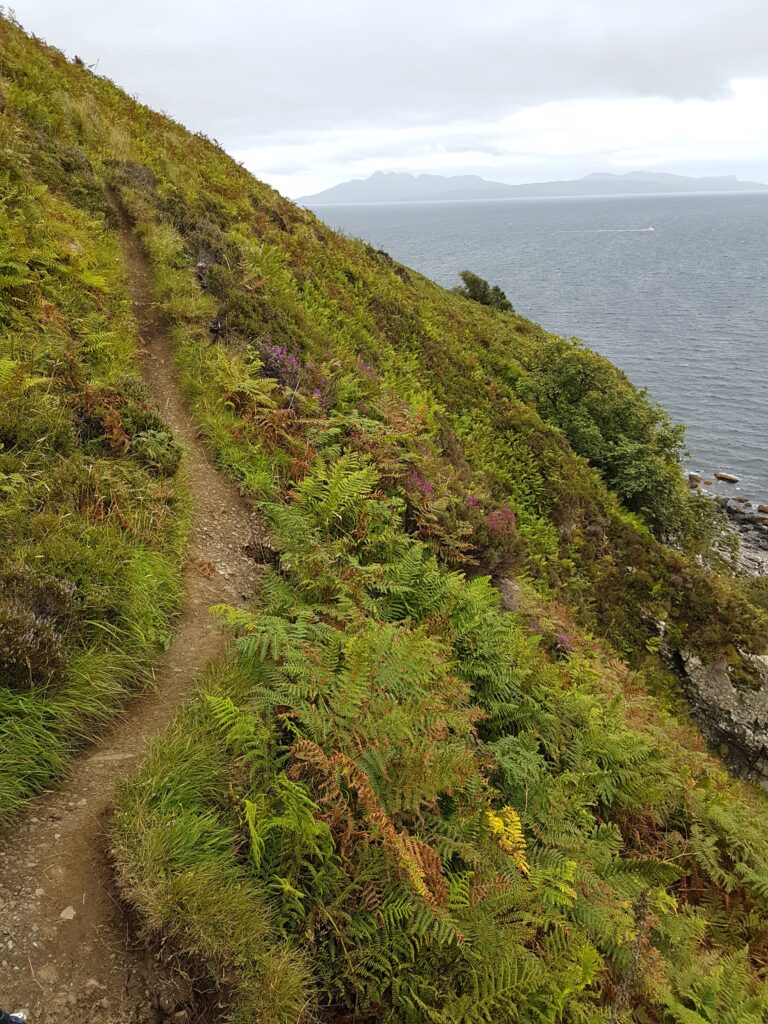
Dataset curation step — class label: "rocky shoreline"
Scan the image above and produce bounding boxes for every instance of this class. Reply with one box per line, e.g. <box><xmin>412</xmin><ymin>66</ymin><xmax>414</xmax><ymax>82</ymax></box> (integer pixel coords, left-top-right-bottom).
<box><xmin>672</xmin><ymin>474</ymin><xmax>768</xmax><ymax>784</ymax></box>
<box><xmin>687</xmin><ymin>469</ymin><xmax>768</xmax><ymax>578</ymax></box>
<box><xmin>714</xmin><ymin>493</ymin><xmax>768</xmax><ymax>578</ymax></box>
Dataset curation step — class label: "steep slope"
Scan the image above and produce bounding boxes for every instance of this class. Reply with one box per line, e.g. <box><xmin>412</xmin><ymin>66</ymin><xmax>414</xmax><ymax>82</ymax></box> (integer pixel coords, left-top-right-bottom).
<box><xmin>0</xmin><ymin>95</ymin><xmax>186</xmax><ymax>818</ymax></box>
<box><xmin>1</xmin><ymin>14</ymin><xmax>768</xmax><ymax>1024</ymax></box>
<box><xmin>1</xmin><ymin>211</ymin><xmax>257</xmax><ymax>1021</ymax></box>
<box><xmin>4</xmin><ymin>13</ymin><xmax>754</xmax><ymax>661</ymax></box>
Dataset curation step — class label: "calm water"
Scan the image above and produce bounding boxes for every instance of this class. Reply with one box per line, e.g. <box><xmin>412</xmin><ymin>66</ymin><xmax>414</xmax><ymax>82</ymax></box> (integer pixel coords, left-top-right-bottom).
<box><xmin>314</xmin><ymin>193</ymin><xmax>768</xmax><ymax>500</ymax></box>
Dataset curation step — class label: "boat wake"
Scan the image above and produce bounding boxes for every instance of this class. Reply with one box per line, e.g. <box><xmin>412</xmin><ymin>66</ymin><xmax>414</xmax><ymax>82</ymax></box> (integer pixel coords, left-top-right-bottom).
<box><xmin>572</xmin><ymin>226</ymin><xmax>655</xmax><ymax>233</ymax></box>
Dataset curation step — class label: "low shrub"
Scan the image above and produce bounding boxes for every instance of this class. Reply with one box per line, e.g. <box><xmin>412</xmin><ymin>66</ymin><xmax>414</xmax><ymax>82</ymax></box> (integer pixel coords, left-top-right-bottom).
<box><xmin>453</xmin><ymin>269</ymin><xmax>514</xmax><ymax>312</ymax></box>
<box><xmin>0</xmin><ymin>598</ymin><xmax>67</xmax><ymax>689</ymax></box>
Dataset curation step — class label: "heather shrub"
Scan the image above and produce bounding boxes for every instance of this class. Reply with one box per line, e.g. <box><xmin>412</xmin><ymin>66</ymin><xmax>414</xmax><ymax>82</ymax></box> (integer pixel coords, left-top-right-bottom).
<box><xmin>261</xmin><ymin>342</ymin><xmax>301</xmax><ymax>388</ymax></box>
<box><xmin>0</xmin><ymin>563</ymin><xmax>79</xmax><ymax>628</ymax></box>
<box><xmin>474</xmin><ymin>503</ymin><xmax>523</xmax><ymax>574</ymax></box>
<box><xmin>0</xmin><ymin>598</ymin><xmax>67</xmax><ymax>689</ymax></box>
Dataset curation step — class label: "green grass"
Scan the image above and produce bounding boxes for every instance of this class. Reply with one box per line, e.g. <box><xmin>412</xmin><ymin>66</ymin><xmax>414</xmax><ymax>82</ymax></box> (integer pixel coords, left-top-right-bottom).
<box><xmin>3</xmin><ymin>12</ymin><xmax>768</xmax><ymax>1021</ymax></box>
<box><xmin>112</xmin><ymin>661</ymin><xmax>312</xmax><ymax>1024</ymax></box>
<box><xmin>0</xmin><ymin>124</ymin><xmax>187</xmax><ymax>817</ymax></box>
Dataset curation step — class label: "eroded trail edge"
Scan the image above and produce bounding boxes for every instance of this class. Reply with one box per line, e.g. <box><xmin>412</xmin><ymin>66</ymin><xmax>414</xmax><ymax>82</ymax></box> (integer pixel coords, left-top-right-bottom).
<box><xmin>1</xmin><ymin>216</ymin><xmax>256</xmax><ymax>1023</ymax></box>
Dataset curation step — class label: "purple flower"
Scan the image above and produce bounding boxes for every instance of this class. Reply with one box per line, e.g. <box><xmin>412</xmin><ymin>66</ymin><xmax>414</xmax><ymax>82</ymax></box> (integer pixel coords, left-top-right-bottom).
<box><xmin>0</xmin><ymin>598</ymin><xmax>67</xmax><ymax>689</ymax></box>
<box><xmin>405</xmin><ymin>469</ymin><xmax>434</xmax><ymax>497</ymax></box>
<box><xmin>555</xmin><ymin>633</ymin><xmax>574</xmax><ymax>653</ymax></box>
<box><xmin>464</xmin><ymin>494</ymin><xmax>480</xmax><ymax>508</ymax></box>
<box><xmin>486</xmin><ymin>506</ymin><xmax>516</xmax><ymax>535</ymax></box>
<box><xmin>312</xmin><ymin>386</ymin><xmax>331</xmax><ymax>413</ymax></box>
<box><xmin>263</xmin><ymin>342</ymin><xmax>301</xmax><ymax>384</ymax></box>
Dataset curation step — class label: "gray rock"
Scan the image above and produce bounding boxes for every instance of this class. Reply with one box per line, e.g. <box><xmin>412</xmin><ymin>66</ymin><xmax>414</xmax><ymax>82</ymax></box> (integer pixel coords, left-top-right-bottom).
<box><xmin>718</xmin><ymin>507</ymin><xmax>768</xmax><ymax>577</ymax></box>
<box><xmin>678</xmin><ymin>651</ymin><xmax>768</xmax><ymax>783</ymax></box>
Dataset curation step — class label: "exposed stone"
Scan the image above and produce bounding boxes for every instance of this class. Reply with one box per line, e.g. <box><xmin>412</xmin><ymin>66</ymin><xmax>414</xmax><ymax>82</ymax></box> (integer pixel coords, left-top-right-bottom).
<box><xmin>712</xmin><ymin>496</ymin><xmax>768</xmax><ymax>578</ymax></box>
<box><xmin>498</xmin><ymin>577</ymin><xmax>526</xmax><ymax>612</ymax></box>
<box><xmin>37</xmin><ymin>963</ymin><xmax>59</xmax><ymax>985</ymax></box>
<box><xmin>158</xmin><ymin>993</ymin><xmax>176</xmax><ymax>1014</ymax></box>
<box><xmin>677</xmin><ymin>651</ymin><xmax>768</xmax><ymax>783</ymax></box>
<box><xmin>714</xmin><ymin>471</ymin><xmax>739</xmax><ymax>483</ymax></box>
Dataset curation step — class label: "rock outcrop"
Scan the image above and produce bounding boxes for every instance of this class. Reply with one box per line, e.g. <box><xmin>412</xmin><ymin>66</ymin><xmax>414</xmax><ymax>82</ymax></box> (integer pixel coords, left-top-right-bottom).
<box><xmin>677</xmin><ymin>651</ymin><xmax>768</xmax><ymax>783</ymax></box>
<box><xmin>717</xmin><ymin>498</ymin><xmax>768</xmax><ymax>577</ymax></box>
<box><xmin>670</xmin><ymin>491</ymin><xmax>768</xmax><ymax>781</ymax></box>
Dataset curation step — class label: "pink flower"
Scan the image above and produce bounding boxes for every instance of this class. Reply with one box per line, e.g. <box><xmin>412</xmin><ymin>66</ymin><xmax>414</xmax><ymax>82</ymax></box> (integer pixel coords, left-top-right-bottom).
<box><xmin>485</xmin><ymin>506</ymin><xmax>516</xmax><ymax>535</ymax></box>
<box><xmin>405</xmin><ymin>469</ymin><xmax>434</xmax><ymax>497</ymax></box>
<box><xmin>263</xmin><ymin>342</ymin><xmax>300</xmax><ymax>383</ymax></box>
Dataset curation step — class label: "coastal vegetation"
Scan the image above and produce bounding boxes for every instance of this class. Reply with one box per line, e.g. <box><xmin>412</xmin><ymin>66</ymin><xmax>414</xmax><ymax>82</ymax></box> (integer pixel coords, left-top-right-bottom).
<box><xmin>2</xmin><ymin>13</ymin><xmax>768</xmax><ymax>1022</ymax></box>
<box><xmin>453</xmin><ymin>268</ymin><xmax>515</xmax><ymax>312</ymax></box>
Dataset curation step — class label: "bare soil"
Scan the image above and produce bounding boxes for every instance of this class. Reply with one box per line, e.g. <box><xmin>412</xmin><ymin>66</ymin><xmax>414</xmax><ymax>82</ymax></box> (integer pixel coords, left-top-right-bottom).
<box><xmin>0</xmin><ymin>215</ymin><xmax>256</xmax><ymax>1022</ymax></box>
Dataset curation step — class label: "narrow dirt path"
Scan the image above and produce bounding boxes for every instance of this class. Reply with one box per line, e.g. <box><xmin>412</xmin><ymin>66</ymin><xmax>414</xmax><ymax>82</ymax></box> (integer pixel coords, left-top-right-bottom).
<box><xmin>1</xmin><ymin>216</ymin><xmax>256</xmax><ymax>1023</ymax></box>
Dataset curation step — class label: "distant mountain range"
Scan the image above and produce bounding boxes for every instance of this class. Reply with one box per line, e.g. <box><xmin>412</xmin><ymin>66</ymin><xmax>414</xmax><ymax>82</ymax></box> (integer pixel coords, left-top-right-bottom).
<box><xmin>298</xmin><ymin>170</ymin><xmax>768</xmax><ymax>205</ymax></box>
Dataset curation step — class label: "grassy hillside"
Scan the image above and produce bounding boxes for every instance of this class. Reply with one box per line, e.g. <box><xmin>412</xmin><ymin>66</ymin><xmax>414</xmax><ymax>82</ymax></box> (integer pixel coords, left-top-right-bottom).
<box><xmin>0</xmin><ymin>75</ymin><xmax>186</xmax><ymax>814</ymax></box>
<box><xmin>2</xmin><ymin>13</ymin><xmax>768</xmax><ymax>1023</ymax></box>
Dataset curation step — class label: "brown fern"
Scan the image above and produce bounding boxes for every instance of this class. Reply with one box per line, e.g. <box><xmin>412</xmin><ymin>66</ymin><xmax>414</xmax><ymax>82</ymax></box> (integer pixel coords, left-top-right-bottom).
<box><xmin>291</xmin><ymin>740</ymin><xmax>447</xmax><ymax>906</ymax></box>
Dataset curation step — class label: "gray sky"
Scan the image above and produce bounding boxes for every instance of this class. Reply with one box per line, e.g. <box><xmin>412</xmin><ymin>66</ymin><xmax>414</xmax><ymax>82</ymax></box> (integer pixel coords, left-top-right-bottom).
<box><xmin>10</xmin><ymin>0</ymin><xmax>768</xmax><ymax>196</ymax></box>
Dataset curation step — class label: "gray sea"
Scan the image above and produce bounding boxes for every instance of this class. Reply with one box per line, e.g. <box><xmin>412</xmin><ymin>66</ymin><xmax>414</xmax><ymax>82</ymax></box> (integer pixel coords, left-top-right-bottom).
<box><xmin>312</xmin><ymin>193</ymin><xmax>768</xmax><ymax>501</ymax></box>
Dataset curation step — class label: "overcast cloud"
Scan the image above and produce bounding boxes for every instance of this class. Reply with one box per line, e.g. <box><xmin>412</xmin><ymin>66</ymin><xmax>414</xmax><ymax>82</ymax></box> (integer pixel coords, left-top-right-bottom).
<box><xmin>10</xmin><ymin>0</ymin><xmax>768</xmax><ymax>196</ymax></box>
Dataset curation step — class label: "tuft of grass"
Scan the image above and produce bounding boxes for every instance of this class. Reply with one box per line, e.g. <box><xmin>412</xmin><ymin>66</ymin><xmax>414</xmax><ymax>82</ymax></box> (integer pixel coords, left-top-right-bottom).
<box><xmin>112</xmin><ymin>664</ymin><xmax>312</xmax><ymax>1024</ymax></box>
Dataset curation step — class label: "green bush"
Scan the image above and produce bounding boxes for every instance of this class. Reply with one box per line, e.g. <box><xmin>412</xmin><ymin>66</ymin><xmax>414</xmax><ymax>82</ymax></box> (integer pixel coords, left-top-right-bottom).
<box><xmin>453</xmin><ymin>269</ymin><xmax>514</xmax><ymax>311</ymax></box>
